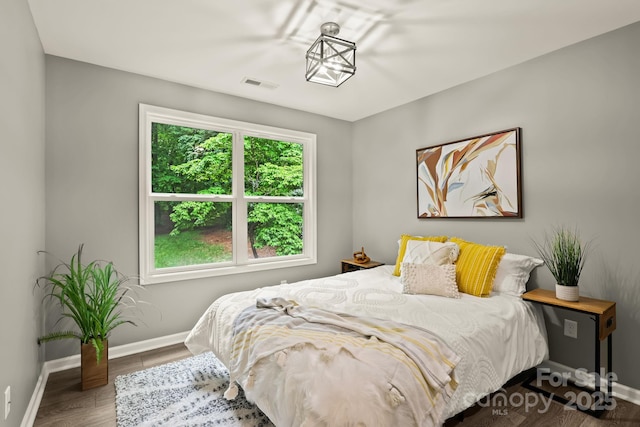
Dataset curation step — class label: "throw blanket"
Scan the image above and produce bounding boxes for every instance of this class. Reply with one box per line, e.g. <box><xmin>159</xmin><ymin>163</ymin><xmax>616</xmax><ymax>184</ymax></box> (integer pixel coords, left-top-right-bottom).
<box><xmin>225</xmin><ymin>297</ymin><xmax>460</xmax><ymax>426</ymax></box>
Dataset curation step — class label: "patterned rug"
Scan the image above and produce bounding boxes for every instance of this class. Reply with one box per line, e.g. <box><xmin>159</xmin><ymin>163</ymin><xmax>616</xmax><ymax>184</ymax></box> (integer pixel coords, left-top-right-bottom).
<box><xmin>115</xmin><ymin>352</ymin><xmax>274</xmax><ymax>427</ymax></box>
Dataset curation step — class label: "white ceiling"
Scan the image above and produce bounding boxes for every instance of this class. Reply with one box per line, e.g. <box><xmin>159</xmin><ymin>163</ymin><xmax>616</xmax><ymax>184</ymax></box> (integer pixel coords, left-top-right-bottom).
<box><xmin>28</xmin><ymin>0</ymin><xmax>640</xmax><ymax>122</ymax></box>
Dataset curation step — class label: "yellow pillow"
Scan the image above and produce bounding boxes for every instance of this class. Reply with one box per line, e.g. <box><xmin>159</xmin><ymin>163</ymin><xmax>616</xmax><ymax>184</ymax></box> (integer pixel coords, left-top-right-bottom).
<box><xmin>393</xmin><ymin>234</ymin><xmax>448</xmax><ymax>276</ymax></box>
<box><xmin>449</xmin><ymin>237</ymin><xmax>505</xmax><ymax>297</ymax></box>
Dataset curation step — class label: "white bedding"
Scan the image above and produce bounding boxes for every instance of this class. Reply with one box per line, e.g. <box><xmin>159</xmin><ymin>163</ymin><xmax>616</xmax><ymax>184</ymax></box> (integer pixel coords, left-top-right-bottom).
<box><xmin>185</xmin><ymin>265</ymin><xmax>548</xmax><ymax>424</ymax></box>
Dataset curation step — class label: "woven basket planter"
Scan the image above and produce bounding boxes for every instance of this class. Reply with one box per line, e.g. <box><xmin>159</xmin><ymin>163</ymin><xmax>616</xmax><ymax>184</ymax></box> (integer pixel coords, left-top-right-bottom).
<box><xmin>555</xmin><ymin>284</ymin><xmax>579</xmax><ymax>302</ymax></box>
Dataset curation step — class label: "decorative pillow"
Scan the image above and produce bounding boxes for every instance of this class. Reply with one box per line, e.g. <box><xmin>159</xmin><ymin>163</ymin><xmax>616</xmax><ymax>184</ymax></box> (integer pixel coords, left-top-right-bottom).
<box><xmin>402</xmin><ymin>263</ymin><xmax>460</xmax><ymax>298</ymax></box>
<box><xmin>393</xmin><ymin>234</ymin><xmax>449</xmax><ymax>276</ymax></box>
<box><xmin>449</xmin><ymin>237</ymin><xmax>505</xmax><ymax>297</ymax></box>
<box><xmin>401</xmin><ymin>239</ymin><xmax>459</xmax><ymax>267</ymax></box>
<box><xmin>492</xmin><ymin>253</ymin><xmax>544</xmax><ymax>297</ymax></box>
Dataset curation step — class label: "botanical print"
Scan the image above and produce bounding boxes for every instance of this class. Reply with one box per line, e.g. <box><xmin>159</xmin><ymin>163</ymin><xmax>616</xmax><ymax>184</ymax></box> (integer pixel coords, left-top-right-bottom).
<box><xmin>417</xmin><ymin>128</ymin><xmax>521</xmax><ymax>218</ymax></box>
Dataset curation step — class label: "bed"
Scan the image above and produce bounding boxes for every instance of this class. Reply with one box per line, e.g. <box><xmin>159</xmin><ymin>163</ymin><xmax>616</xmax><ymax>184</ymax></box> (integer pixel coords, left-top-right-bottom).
<box><xmin>185</xmin><ymin>237</ymin><xmax>549</xmax><ymax>426</ymax></box>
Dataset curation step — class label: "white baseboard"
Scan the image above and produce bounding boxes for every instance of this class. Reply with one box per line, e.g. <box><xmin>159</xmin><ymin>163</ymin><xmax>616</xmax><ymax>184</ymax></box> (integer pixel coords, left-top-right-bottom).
<box><xmin>539</xmin><ymin>360</ymin><xmax>640</xmax><ymax>406</ymax></box>
<box><xmin>21</xmin><ymin>331</ymin><xmax>190</xmax><ymax>427</ymax></box>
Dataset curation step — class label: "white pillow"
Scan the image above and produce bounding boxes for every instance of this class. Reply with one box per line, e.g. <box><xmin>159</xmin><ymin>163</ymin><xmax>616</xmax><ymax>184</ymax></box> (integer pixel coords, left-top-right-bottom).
<box><xmin>401</xmin><ymin>263</ymin><xmax>460</xmax><ymax>298</ymax></box>
<box><xmin>492</xmin><ymin>253</ymin><xmax>544</xmax><ymax>297</ymax></box>
<box><xmin>401</xmin><ymin>240</ymin><xmax>459</xmax><ymax>268</ymax></box>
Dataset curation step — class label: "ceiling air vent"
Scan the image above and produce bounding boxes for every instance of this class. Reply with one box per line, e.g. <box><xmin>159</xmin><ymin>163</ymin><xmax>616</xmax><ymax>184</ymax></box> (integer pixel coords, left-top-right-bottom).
<box><xmin>241</xmin><ymin>77</ymin><xmax>279</xmax><ymax>90</ymax></box>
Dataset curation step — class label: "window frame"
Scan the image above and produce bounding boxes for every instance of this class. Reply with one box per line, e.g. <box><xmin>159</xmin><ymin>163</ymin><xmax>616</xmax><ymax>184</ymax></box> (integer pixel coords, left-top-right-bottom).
<box><xmin>139</xmin><ymin>104</ymin><xmax>317</xmax><ymax>285</ymax></box>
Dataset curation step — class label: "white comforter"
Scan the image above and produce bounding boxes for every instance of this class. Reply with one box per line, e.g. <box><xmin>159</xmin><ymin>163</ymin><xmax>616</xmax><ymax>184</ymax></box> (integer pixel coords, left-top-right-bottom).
<box><xmin>185</xmin><ymin>266</ymin><xmax>548</xmax><ymax>424</ymax></box>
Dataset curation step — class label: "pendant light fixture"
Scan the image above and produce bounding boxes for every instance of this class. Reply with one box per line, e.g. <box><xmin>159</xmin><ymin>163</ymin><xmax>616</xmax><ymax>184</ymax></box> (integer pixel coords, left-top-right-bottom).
<box><xmin>305</xmin><ymin>22</ymin><xmax>356</xmax><ymax>87</ymax></box>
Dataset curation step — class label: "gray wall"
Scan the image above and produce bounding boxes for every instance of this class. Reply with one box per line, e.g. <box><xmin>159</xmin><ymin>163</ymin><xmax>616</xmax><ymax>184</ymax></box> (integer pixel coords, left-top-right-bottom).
<box><xmin>44</xmin><ymin>56</ymin><xmax>354</xmax><ymax>360</ymax></box>
<box><xmin>352</xmin><ymin>22</ymin><xmax>640</xmax><ymax>389</ymax></box>
<box><xmin>0</xmin><ymin>0</ymin><xmax>46</xmax><ymax>425</ymax></box>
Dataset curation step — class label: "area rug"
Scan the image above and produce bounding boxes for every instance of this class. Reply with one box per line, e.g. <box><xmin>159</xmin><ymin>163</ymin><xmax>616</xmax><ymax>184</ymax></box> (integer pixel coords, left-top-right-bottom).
<box><xmin>115</xmin><ymin>351</ymin><xmax>274</xmax><ymax>427</ymax></box>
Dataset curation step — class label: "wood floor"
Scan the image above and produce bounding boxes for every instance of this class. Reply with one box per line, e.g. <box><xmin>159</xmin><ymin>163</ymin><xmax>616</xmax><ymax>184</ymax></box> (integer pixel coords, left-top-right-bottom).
<box><xmin>443</xmin><ymin>380</ymin><xmax>640</xmax><ymax>427</ymax></box>
<box><xmin>34</xmin><ymin>343</ymin><xmax>192</xmax><ymax>426</ymax></box>
<box><xmin>35</xmin><ymin>343</ymin><xmax>640</xmax><ymax>426</ymax></box>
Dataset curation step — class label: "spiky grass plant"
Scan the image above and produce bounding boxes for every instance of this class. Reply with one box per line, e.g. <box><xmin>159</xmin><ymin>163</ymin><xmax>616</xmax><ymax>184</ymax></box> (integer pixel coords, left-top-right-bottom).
<box><xmin>532</xmin><ymin>226</ymin><xmax>589</xmax><ymax>287</ymax></box>
<box><xmin>37</xmin><ymin>244</ymin><xmax>140</xmax><ymax>364</ymax></box>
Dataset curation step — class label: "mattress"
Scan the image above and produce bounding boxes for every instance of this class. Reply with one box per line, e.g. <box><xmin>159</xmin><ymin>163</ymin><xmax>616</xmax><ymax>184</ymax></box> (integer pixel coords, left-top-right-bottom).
<box><xmin>185</xmin><ymin>265</ymin><xmax>548</xmax><ymax>424</ymax></box>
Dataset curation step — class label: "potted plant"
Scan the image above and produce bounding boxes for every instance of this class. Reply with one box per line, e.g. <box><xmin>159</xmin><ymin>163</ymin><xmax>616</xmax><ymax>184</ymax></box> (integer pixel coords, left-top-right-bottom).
<box><xmin>532</xmin><ymin>226</ymin><xmax>590</xmax><ymax>302</ymax></box>
<box><xmin>37</xmin><ymin>244</ymin><xmax>141</xmax><ymax>390</ymax></box>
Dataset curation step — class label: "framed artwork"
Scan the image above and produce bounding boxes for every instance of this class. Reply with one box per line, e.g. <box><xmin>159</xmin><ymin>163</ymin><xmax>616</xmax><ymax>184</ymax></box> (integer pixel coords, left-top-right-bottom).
<box><xmin>416</xmin><ymin>127</ymin><xmax>522</xmax><ymax>218</ymax></box>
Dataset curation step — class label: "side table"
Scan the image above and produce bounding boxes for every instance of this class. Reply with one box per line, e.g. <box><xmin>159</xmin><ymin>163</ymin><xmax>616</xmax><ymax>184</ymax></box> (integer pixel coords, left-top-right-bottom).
<box><xmin>522</xmin><ymin>288</ymin><xmax>616</xmax><ymax>417</ymax></box>
<box><xmin>340</xmin><ymin>259</ymin><xmax>384</xmax><ymax>273</ymax></box>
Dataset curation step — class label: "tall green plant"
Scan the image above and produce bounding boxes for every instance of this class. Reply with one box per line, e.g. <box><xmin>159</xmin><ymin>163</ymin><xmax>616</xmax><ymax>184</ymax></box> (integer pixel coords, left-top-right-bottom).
<box><xmin>37</xmin><ymin>244</ymin><xmax>140</xmax><ymax>363</ymax></box>
<box><xmin>532</xmin><ymin>227</ymin><xmax>589</xmax><ymax>287</ymax></box>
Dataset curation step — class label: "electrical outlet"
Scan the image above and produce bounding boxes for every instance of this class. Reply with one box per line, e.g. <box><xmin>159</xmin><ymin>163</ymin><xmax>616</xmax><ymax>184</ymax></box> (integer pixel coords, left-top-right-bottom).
<box><xmin>564</xmin><ymin>319</ymin><xmax>578</xmax><ymax>338</ymax></box>
<box><xmin>4</xmin><ymin>386</ymin><xmax>10</xmax><ymax>420</ymax></box>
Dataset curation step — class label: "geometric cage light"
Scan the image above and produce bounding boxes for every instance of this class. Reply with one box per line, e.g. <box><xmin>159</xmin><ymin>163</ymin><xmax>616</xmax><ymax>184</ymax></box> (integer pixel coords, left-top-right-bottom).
<box><xmin>305</xmin><ymin>22</ymin><xmax>356</xmax><ymax>87</ymax></box>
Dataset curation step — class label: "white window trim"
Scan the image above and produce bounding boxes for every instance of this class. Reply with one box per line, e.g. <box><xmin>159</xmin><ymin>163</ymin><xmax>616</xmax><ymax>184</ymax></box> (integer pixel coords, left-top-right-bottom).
<box><xmin>139</xmin><ymin>104</ymin><xmax>317</xmax><ymax>285</ymax></box>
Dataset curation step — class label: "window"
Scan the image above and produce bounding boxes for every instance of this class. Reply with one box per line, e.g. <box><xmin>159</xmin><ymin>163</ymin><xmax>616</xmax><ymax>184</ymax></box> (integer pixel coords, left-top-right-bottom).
<box><xmin>139</xmin><ymin>104</ymin><xmax>316</xmax><ymax>284</ymax></box>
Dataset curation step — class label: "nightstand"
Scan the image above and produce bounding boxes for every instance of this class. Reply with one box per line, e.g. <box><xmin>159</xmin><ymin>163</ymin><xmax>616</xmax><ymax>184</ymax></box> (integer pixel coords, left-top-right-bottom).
<box><xmin>522</xmin><ymin>288</ymin><xmax>616</xmax><ymax>417</ymax></box>
<box><xmin>340</xmin><ymin>259</ymin><xmax>384</xmax><ymax>273</ymax></box>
